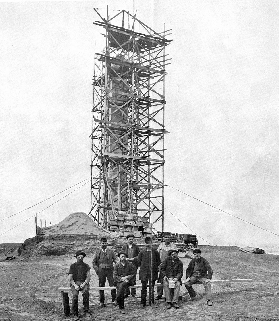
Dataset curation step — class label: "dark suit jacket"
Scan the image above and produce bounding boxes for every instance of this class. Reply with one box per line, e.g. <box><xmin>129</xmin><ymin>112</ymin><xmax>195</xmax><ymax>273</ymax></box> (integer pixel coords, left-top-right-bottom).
<box><xmin>186</xmin><ymin>256</ymin><xmax>213</xmax><ymax>279</ymax></box>
<box><xmin>113</xmin><ymin>261</ymin><xmax>136</xmax><ymax>284</ymax></box>
<box><xmin>137</xmin><ymin>247</ymin><xmax>160</xmax><ymax>281</ymax></box>
<box><xmin>121</xmin><ymin>243</ymin><xmax>140</xmax><ymax>268</ymax></box>
<box><xmin>160</xmin><ymin>256</ymin><xmax>183</xmax><ymax>281</ymax></box>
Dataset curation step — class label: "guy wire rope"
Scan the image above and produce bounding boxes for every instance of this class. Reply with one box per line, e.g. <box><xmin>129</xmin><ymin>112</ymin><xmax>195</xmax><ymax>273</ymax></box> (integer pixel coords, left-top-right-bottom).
<box><xmin>0</xmin><ymin>180</ymin><xmax>89</xmax><ymax>237</ymax></box>
<box><xmin>1</xmin><ymin>178</ymin><xmax>90</xmax><ymax>223</ymax></box>
<box><xmin>168</xmin><ymin>185</ymin><xmax>279</xmax><ymax>239</ymax></box>
<box><xmin>166</xmin><ymin>209</ymin><xmax>214</xmax><ymax>246</ymax></box>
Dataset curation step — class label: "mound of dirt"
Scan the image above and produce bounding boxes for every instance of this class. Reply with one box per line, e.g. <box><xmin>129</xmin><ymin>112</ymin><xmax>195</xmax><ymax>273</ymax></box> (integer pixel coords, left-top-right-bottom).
<box><xmin>41</xmin><ymin>212</ymin><xmax>110</xmax><ymax>236</ymax></box>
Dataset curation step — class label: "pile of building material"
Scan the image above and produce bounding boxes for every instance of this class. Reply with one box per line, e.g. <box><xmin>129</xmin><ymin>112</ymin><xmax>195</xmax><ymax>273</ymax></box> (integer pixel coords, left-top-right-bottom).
<box><xmin>40</xmin><ymin>212</ymin><xmax>109</xmax><ymax>236</ymax></box>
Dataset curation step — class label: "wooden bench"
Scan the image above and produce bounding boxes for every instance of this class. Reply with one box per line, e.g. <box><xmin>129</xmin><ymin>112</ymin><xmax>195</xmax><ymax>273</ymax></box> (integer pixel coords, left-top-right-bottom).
<box><xmin>59</xmin><ymin>285</ymin><xmax>143</xmax><ymax>316</ymax></box>
<box><xmin>59</xmin><ymin>279</ymin><xmax>253</xmax><ymax>315</ymax></box>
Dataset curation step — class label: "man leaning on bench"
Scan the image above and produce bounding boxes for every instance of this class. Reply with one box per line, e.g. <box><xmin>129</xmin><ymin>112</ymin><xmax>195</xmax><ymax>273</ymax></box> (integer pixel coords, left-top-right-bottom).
<box><xmin>65</xmin><ymin>236</ymin><xmax>214</xmax><ymax>319</ymax></box>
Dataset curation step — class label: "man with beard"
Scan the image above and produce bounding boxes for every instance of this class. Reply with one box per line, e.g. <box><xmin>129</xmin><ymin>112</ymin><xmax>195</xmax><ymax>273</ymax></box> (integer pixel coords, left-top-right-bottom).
<box><xmin>121</xmin><ymin>234</ymin><xmax>140</xmax><ymax>297</ymax></box>
<box><xmin>92</xmin><ymin>237</ymin><xmax>117</xmax><ymax>307</ymax></box>
<box><xmin>137</xmin><ymin>236</ymin><xmax>160</xmax><ymax>307</ymax></box>
<box><xmin>68</xmin><ymin>250</ymin><xmax>91</xmax><ymax>320</ymax></box>
<box><xmin>185</xmin><ymin>248</ymin><xmax>213</xmax><ymax>306</ymax></box>
<box><xmin>160</xmin><ymin>249</ymin><xmax>183</xmax><ymax>309</ymax></box>
<box><xmin>113</xmin><ymin>252</ymin><xmax>137</xmax><ymax>313</ymax></box>
<box><xmin>156</xmin><ymin>236</ymin><xmax>177</xmax><ymax>300</ymax></box>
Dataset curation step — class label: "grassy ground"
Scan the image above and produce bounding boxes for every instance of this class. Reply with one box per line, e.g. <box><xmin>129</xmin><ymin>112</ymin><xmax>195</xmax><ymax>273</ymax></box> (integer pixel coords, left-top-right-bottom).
<box><xmin>1</xmin><ymin>246</ymin><xmax>279</xmax><ymax>321</ymax></box>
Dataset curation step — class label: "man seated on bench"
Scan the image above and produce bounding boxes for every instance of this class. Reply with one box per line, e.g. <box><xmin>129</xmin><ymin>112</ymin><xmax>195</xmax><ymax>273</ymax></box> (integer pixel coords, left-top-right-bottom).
<box><xmin>113</xmin><ymin>252</ymin><xmax>136</xmax><ymax>313</ymax></box>
<box><xmin>68</xmin><ymin>250</ymin><xmax>91</xmax><ymax>320</ymax></box>
<box><xmin>185</xmin><ymin>248</ymin><xmax>213</xmax><ymax>306</ymax></box>
<box><xmin>160</xmin><ymin>249</ymin><xmax>183</xmax><ymax>309</ymax></box>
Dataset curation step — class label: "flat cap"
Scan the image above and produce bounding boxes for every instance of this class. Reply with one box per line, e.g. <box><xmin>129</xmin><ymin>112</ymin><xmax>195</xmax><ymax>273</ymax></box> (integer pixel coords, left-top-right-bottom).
<box><xmin>75</xmin><ymin>250</ymin><xmax>86</xmax><ymax>257</ymax></box>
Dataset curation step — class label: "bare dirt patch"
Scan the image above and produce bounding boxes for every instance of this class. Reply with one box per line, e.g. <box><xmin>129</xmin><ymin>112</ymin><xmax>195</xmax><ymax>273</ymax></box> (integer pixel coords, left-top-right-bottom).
<box><xmin>1</xmin><ymin>247</ymin><xmax>279</xmax><ymax>320</ymax></box>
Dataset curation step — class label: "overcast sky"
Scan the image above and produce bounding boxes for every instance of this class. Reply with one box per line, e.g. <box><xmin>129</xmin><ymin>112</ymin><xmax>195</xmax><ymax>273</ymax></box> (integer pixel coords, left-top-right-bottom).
<box><xmin>1</xmin><ymin>0</ymin><xmax>279</xmax><ymax>249</ymax></box>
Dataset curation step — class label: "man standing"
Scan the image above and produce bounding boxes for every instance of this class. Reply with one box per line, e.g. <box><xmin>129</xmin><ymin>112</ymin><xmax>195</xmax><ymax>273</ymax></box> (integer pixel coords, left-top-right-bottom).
<box><xmin>92</xmin><ymin>237</ymin><xmax>117</xmax><ymax>307</ymax></box>
<box><xmin>121</xmin><ymin>233</ymin><xmax>140</xmax><ymax>297</ymax></box>
<box><xmin>68</xmin><ymin>250</ymin><xmax>91</xmax><ymax>319</ymax></box>
<box><xmin>156</xmin><ymin>236</ymin><xmax>177</xmax><ymax>300</ymax></box>
<box><xmin>113</xmin><ymin>252</ymin><xmax>137</xmax><ymax>313</ymax></box>
<box><xmin>160</xmin><ymin>249</ymin><xmax>183</xmax><ymax>309</ymax></box>
<box><xmin>137</xmin><ymin>236</ymin><xmax>160</xmax><ymax>307</ymax></box>
<box><xmin>185</xmin><ymin>248</ymin><xmax>213</xmax><ymax>306</ymax></box>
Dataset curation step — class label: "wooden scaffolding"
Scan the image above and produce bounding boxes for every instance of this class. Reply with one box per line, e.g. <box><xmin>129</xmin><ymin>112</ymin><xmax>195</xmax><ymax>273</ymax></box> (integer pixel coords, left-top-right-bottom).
<box><xmin>90</xmin><ymin>8</ymin><xmax>171</xmax><ymax>235</ymax></box>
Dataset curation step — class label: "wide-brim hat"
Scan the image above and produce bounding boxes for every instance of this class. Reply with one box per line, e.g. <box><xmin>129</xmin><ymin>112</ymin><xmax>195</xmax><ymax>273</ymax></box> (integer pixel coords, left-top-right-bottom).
<box><xmin>193</xmin><ymin>248</ymin><xmax>201</xmax><ymax>254</ymax></box>
<box><xmin>75</xmin><ymin>250</ymin><xmax>86</xmax><ymax>257</ymax></box>
<box><xmin>100</xmin><ymin>237</ymin><xmax>107</xmax><ymax>242</ymax></box>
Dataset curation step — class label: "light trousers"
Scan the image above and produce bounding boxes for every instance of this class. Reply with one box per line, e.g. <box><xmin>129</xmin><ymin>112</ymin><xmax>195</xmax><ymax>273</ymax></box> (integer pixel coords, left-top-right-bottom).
<box><xmin>163</xmin><ymin>279</ymin><xmax>180</xmax><ymax>303</ymax></box>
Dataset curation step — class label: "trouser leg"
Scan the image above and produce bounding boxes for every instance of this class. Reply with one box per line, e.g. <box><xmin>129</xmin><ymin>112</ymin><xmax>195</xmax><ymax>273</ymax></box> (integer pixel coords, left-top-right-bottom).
<box><xmin>157</xmin><ymin>269</ymin><xmax>163</xmax><ymax>297</ymax></box>
<box><xmin>71</xmin><ymin>287</ymin><xmax>79</xmax><ymax>316</ymax></box>
<box><xmin>82</xmin><ymin>285</ymin><xmax>90</xmax><ymax>312</ymax></box>
<box><xmin>172</xmin><ymin>282</ymin><xmax>180</xmax><ymax>303</ymax></box>
<box><xmin>117</xmin><ymin>282</ymin><xmax>128</xmax><ymax>309</ymax></box>
<box><xmin>157</xmin><ymin>284</ymin><xmax>163</xmax><ymax>297</ymax></box>
<box><xmin>201</xmin><ymin>278</ymin><xmax>212</xmax><ymax>300</ymax></box>
<box><xmin>163</xmin><ymin>279</ymin><xmax>171</xmax><ymax>302</ymax></box>
<box><xmin>141</xmin><ymin>281</ymin><xmax>147</xmax><ymax>305</ymax></box>
<box><xmin>185</xmin><ymin>276</ymin><xmax>198</xmax><ymax>298</ymax></box>
<box><xmin>107</xmin><ymin>269</ymin><xmax>116</xmax><ymax>301</ymax></box>
<box><xmin>98</xmin><ymin>269</ymin><xmax>106</xmax><ymax>303</ymax></box>
<box><xmin>130</xmin><ymin>274</ymin><xmax>137</xmax><ymax>296</ymax></box>
<box><xmin>148</xmin><ymin>279</ymin><xmax>155</xmax><ymax>304</ymax></box>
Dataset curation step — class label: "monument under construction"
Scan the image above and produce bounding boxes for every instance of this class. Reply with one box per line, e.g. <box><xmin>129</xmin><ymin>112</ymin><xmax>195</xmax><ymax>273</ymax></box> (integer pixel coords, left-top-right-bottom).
<box><xmin>90</xmin><ymin>8</ymin><xmax>172</xmax><ymax>237</ymax></box>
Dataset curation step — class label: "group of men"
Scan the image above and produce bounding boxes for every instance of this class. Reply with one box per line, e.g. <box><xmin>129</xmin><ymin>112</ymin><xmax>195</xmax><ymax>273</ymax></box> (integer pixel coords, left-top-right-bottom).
<box><xmin>68</xmin><ymin>234</ymin><xmax>213</xmax><ymax>319</ymax></box>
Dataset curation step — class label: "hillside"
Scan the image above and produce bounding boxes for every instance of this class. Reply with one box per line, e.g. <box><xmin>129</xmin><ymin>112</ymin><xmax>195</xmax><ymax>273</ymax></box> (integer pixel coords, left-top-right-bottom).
<box><xmin>0</xmin><ymin>246</ymin><xmax>279</xmax><ymax>320</ymax></box>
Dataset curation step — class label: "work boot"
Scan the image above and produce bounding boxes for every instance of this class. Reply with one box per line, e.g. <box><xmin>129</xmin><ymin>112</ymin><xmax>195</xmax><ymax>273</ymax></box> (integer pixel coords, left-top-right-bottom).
<box><xmin>172</xmin><ymin>302</ymin><xmax>179</xmax><ymax>309</ymax></box>
<box><xmin>166</xmin><ymin>302</ymin><xmax>172</xmax><ymax>309</ymax></box>
<box><xmin>207</xmin><ymin>299</ymin><xmax>213</xmax><ymax>306</ymax></box>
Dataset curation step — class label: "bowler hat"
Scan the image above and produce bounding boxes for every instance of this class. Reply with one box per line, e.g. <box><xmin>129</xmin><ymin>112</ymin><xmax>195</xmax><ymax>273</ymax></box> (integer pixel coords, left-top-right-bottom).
<box><xmin>100</xmin><ymin>237</ymin><xmax>107</xmax><ymax>242</ymax></box>
<box><xmin>75</xmin><ymin>250</ymin><xmax>86</xmax><ymax>257</ymax></box>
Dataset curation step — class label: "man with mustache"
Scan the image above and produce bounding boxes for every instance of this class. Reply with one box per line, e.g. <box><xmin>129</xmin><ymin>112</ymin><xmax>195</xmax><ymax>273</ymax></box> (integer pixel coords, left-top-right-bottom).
<box><xmin>68</xmin><ymin>250</ymin><xmax>91</xmax><ymax>319</ymax></box>
<box><xmin>113</xmin><ymin>251</ymin><xmax>136</xmax><ymax>313</ymax></box>
<box><xmin>185</xmin><ymin>248</ymin><xmax>213</xmax><ymax>306</ymax></box>
<box><xmin>92</xmin><ymin>237</ymin><xmax>117</xmax><ymax>307</ymax></box>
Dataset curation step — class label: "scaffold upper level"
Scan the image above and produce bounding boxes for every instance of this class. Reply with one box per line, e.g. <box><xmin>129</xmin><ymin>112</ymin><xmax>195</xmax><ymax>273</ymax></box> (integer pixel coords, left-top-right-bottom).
<box><xmin>90</xmin><ymin>8</ymin><xmax>172</xmax><ymax>237</ymax></box>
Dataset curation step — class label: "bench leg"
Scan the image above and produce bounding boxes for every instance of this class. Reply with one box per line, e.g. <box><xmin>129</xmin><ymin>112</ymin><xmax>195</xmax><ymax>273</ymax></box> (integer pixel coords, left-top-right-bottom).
<box><xmin>62</xmin><ymin>291</ymin><xmax>70</xmax><ymax>316</ymax></box>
